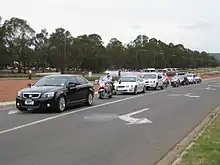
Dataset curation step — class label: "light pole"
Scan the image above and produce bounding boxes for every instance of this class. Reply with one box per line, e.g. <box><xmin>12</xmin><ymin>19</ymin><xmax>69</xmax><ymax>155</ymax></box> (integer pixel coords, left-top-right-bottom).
<box><xmin>136</xmin><ymin>49</ymin><xmax>148</xmax><ymax>70</ymax></box>
<box><xmin>64</xmin><ymin>33</ymin><xmax>67</xmax><ymax>71</ymax></box>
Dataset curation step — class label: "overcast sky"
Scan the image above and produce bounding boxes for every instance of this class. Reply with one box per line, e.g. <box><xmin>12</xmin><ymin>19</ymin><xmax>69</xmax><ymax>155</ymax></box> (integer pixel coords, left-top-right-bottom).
<box><xmin>1</xmin><ymin>0</ymin><xmax>219</xmax><ymax>52</ymax></box>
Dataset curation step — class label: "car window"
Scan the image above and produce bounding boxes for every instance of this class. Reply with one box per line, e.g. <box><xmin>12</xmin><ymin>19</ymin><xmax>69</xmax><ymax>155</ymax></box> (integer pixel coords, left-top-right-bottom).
<box><xmin>34</xmin><ymin>76</ymin><xmax>68</xmax><ymax>86</ymax></box>
<box><xmin>143</xmin><ymin>74</ymin><xmax>156</xmax><ymax>79</ymax></box>
<box><xmin>76</xmin><ymin>76</ymin><xmax>89</xmax><ymax>85</ymax></box>
<box><xmin>158</xmin><ymin>75</ymin><xmax>162</xmax><ymax>79</ymax></box>
<box><xmin>120</xmin><ymin>77</ymin><xmax>137</xmax><ymax>82</ymax></box>
<box><xmin>68</xmin><ymin>76</ymin><xmax>78</xmax><ymax>84</ymax></box>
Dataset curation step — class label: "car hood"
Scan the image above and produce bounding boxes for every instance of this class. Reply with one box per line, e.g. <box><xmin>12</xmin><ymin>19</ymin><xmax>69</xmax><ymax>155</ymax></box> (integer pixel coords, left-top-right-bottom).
<box><xmin>114</xmin><ymin>82</ymin><xmax>136</xmax><ymax>86</ymax></box>
<box><xmin>20</xmin><ymin>86</ymin><xmax>64</xmax><ymax>93</ymax></box>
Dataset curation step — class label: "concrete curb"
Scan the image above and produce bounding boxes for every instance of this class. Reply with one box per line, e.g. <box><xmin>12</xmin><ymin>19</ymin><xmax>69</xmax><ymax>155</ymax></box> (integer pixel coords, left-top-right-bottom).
<box><xmin>155</xmin><ymin>105</ymin><xmax>220</xmax><ymax>165</ymax></box>
<box><xmin>0</xmin><ymin>101</ymin><xmax>16</xmax><ymax>109</ymax></box>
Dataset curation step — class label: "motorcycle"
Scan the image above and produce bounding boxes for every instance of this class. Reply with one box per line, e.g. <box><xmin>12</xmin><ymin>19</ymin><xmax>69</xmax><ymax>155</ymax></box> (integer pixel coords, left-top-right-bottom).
<box><xmin>98</xmin><ymin>81</ymin><xmax>113</xmax><ymax>99</ymax></box>
<box><xmin>171</xmin><ymin>79</ymin><xmax>180</xmax><ymax>87</ymax></box>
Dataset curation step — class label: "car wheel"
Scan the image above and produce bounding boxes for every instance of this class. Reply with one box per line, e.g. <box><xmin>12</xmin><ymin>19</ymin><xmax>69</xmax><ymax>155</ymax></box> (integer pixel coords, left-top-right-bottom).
<box><xmin>56</xmin><ymin>96</ymin><xmax>66</xmax><ymax>112</ymax></box>
<box><xmin>85</xmin><ymin>92</ymin><xmax>93</xmax><ymax>106</ymax></box>
<box><xmin>142</xmin><ymin>86</ymin><xmax>147</xmax><ymax>93</ymax></box>
<box><xmin>160</xmin><ymin>84</ymin><xmax>164</xmax><ymax>90</ymax></box>
<box><xmin>134</xmin><ymin>86</ymin><xmax>138</xmax><ymax>95</ymax></box>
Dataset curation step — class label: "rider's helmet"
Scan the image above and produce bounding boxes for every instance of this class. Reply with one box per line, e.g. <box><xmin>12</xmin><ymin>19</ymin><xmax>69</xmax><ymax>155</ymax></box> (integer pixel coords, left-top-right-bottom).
<box><xmin>107</xmin><ymin>73</ymin><xmax>110</xmax><ymax>78</ymax></box>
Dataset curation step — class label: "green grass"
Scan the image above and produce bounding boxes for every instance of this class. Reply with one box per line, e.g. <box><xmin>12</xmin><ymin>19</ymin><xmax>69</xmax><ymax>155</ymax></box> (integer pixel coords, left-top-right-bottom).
<box><xmin>178</xmin><ymin>115</ymin><xmax>220</xmax><ymax>165</ymax></box>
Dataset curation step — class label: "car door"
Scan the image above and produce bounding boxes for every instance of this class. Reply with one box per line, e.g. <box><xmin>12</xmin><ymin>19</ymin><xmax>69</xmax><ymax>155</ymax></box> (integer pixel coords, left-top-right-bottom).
<box><xmin>66</xmin><ymin>76</ymin><xmax>80</xmax><ymax>103</ymax></box>
<box><xmin>157</xmin><ymin>75</ymin><xmax>163</xmax><ymax>86</ymax></box>
<box><xmin>136</xmin><ymin>76</ymin><xmax>143</xmax><ymax>92</ymax></box>
<box><xmin>76</xmin><ymin>76</ymin><xmax>90</xmax><ymax>100</ymax></box>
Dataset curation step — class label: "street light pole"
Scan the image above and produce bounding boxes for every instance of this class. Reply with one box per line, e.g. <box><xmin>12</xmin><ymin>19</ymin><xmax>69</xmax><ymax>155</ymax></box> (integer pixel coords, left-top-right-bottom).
<box><xmin>64</xmin><ymin>34</ymin><xmax>67</xmax><ymax>72</ymax></box>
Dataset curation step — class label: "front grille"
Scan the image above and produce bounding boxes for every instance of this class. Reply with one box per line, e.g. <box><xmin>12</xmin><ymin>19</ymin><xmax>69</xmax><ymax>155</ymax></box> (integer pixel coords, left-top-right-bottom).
<box><xmin>23</xmin><ymin>93</ymin><xmax>41</xmax><ymax>99</ymax></box>
<box><xmin>118</xmin><ymin>86</ymin><xmax>125</xmax><ymax>88</ymax></box>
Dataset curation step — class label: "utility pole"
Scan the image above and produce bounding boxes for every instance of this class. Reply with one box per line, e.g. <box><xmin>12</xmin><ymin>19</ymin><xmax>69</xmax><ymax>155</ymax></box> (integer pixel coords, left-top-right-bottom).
<box><xmin>64</xmin><ymin>33</ymin><xmax>67</xmax><ymax>72</ymax></box>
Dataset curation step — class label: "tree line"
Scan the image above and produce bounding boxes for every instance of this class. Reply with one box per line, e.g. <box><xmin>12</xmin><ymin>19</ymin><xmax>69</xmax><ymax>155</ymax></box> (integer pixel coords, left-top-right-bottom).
<box><xmin>0</xmin><ymin>17</ymin><xmax>219</xmax><ymax>74</ymax></box>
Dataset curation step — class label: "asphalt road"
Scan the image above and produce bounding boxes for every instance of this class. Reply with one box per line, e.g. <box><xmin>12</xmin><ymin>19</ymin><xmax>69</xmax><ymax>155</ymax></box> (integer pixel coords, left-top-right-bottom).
<box><xmin>0</xmin><ymin>78</ymin><xmax>220</xmax><ymax>165</ymax></box>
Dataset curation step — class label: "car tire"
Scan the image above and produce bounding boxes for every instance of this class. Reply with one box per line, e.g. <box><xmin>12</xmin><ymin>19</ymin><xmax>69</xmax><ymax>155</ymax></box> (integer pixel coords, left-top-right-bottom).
<box><xmin>142</xmin><ymin>86</ymin><xmax>146</xmax><ymax>93</ymax></box>
<box><xmin>85</xmin><ymin>92</ymin><xmax>93</xmax><ymax>106</ymax></box>
<box><xmin>134</xmin><ymin>86</ymin><xmax>138</xmax><ymax>95</ymax></box>
<box><xmin>56</xmin><ymin>95</ymin><xmax>66</xmax><ymax>113</ymax></box>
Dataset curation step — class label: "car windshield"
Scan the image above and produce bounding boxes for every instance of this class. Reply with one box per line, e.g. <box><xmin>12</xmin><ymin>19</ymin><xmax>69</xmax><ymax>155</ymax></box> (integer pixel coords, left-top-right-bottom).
<box><xmin>143</xmin><ymin>74</ymin><xmax>156</xmax><ymax>79</ymax></box>
<box><xmin>186</xmin><ymin>74</ymin><xmax>193</xmax><ymax>77</ymax></box>
<box><xmin>173</xmin><ymin>75</ymin><xmax>179</xmax><ymax>79</ymax></box>
<box><xmin>34</xmin><ymin>76</ymin><xmax>68</xmax><ymax>86</ymax></box>
<box><xmin>120</xmin><ymin>77</ymin><xmax>137</xmax><ymax>82</ymax></box>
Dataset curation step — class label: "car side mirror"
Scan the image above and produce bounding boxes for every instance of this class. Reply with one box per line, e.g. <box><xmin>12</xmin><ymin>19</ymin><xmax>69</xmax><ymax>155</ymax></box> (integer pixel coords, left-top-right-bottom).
<box><xmin>67</xmin><ymin>82</ymin><xmax>77</xmax><ymax>88</ymax></box>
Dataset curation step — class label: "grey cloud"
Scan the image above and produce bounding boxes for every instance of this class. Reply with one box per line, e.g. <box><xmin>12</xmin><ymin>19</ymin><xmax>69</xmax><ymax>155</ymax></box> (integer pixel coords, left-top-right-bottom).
<box><xmin>178</xmin><ymin>20</ymin><xmax>210</xmax><ymax>30</ymax></box>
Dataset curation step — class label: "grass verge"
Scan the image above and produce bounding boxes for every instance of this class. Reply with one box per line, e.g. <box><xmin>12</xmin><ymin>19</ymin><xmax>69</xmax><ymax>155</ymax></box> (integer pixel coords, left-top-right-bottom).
<box><xmin>177</xmin><ymin>114</ymin><xmax>220</xmax><ymax>165</ymax></box>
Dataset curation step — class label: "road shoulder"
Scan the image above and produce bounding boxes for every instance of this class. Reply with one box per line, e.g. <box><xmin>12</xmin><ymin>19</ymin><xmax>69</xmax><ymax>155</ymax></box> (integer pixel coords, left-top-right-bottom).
<box><xmin>155</xmin><ymin>105</ymin><xmax>220</xmax><ymax>165</ymax></box>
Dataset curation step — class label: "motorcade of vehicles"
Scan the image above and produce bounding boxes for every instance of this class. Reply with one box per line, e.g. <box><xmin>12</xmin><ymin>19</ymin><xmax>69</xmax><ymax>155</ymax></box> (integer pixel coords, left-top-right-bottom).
<box><xmin>170</xmin><ymin>75</ymin><xmax>181</xmax><ymax>87</ymax></box>
<box><xmin>142</xmin><ymin>72</ymin><xmax>164</xmax><ymax>90</ymax></box>
<box><xmin>16</xmin><ymin>75</ymin><xmax>94</xmax><ymax>112</ymax></box>
<box><xmin>185</xmin><ymin>73</ymin><xmax>196</xmax><ymax>84</ymax></box>
<box><xmin>114</xmin><ymin>75</ymin><xmax>146</xmax><ymax>95</ymax></box>
<box><xmin>194</xmin><ymin>74</ymin><xmax>202</xmax><ymax>83</ymax></box>
<box><xmin>98</xmin><ymin>76</ymin><xmax>114</xmax><ymax>99</ymax></box>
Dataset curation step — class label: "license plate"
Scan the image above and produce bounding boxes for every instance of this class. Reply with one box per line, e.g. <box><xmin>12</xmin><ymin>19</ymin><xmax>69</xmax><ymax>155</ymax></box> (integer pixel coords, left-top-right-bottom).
<box><xmin>25</xmin><ymin>99</ymin><xmax>34</xmax><ymax>105</ymax></box>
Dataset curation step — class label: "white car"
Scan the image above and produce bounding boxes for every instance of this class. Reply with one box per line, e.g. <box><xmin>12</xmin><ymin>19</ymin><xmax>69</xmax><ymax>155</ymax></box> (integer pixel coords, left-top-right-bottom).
<box><xmin>142</xmin><ymin>72</ymin><xmax>164</xmax><ymax>90</ymax></box>
<box><xmin>185</xmin><ymin>73</ymin><xmax>196</xmax><ymax>84</ymax></box>
<box><xmin>114</xmin><ymin>75</ymin><xmax>146</xmax><ymax>94</ymax></box>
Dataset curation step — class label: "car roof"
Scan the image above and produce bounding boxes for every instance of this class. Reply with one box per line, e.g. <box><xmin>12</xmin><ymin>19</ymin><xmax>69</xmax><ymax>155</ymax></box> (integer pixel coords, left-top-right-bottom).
<box><xmin>44</xmin><ymin>74</ymin><xmax>79</xmax><ymax>78</ymax></box>
<box><xmin>121</xmin><ymin>75</ymin><xmax>138</xmax><ymax>77</ymax></box>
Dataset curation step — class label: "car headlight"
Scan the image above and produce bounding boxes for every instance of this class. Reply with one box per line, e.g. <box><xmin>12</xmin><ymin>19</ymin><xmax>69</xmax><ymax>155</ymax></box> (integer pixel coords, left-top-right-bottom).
<box><xmin>42</xmin><ymin>92</ymin><xmax>55</xmax><ymax>98</ymax></box>
<box><xmin>126</xmin><ymin>85</ymin><xmax>129</xmax><ymax>87</ymax></box>
<box><xmin>153</xmin><ymin>81</ymin><xmax>155</xmax><ymax>83</ymax></box>
<box><xmin>17</xmin><ymin>91</ymin><xmax>22</xmax><ymax>97</ymax></box>
<box><xmin>130</xmin><ymin>85</ymin><xmax>134</xmax><ymax>87</ymax></box>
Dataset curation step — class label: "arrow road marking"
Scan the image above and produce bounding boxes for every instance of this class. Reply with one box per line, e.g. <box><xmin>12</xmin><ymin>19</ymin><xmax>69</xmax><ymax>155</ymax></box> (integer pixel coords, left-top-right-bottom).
<box><xmin>119</xmin><ymin>108</ymin><xmax>152</xmax><ymax>125</ymax></box>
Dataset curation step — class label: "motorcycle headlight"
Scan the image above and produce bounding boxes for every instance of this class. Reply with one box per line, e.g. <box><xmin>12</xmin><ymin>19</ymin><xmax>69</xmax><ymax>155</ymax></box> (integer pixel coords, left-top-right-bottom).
<box><xmin>17</xmin><ymin>91</ymin><xmax>22</xmax><ymax>97</ymax></box>
<box><xmin>42</xmin><ymin>92</ymin><xmax>55</xmax><ymax>98</ymax></box>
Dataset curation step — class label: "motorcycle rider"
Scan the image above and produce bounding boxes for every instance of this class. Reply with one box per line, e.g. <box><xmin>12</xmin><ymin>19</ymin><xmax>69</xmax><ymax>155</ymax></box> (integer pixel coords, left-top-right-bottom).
<box><xmin>102</xmin><ymin>73</ymin><xmax>114</xmax><ymax>92</ymax></box>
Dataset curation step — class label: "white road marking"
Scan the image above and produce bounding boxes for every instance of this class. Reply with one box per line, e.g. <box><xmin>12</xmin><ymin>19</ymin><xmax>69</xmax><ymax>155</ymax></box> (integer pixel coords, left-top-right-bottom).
<box><xmin>184</xmin><ymin>93</ymin><xmax>200</xmax><ymax>98</ymax></box>
<box><xmin>208</xmin><ymin>84</ymin><xmax>220</xmax><ymax>87</ymax></box>
<box><xmin>168</xmin><ymin>93</ymin><xmax>200</xmax><ymax>98</ymax></box>
<box><xmin>8</xmin><ymin>110</ymin><xmax>20</xmax><ymax>115</ymax></box>
<box><xmin>119</xmin><ymin>108</ymin><xmax>152</xmax><ymax>125</ymax></box>
<box><xmin>0</xmin><ymin>90</ymin><xmax>162</xmax><ymax>135</ymax></box>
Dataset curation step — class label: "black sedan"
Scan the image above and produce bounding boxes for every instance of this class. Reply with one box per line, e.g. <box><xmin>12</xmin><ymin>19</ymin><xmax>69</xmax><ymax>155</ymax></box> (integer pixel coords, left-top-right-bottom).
<box><xmin>16</xmin><ymin>75</ymin><xmax>95</xmax><ymax>112</ymax></box>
